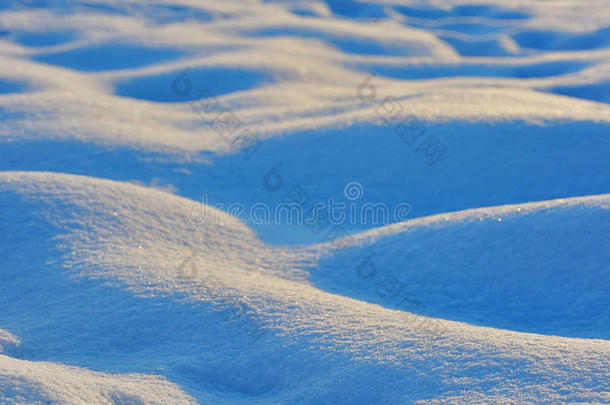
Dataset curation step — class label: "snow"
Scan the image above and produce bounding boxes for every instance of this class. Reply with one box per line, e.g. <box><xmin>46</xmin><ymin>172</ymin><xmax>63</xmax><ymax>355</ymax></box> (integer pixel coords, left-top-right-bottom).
<box><xmin>0</xmin><ymin>0</ymin><xmax>609</xmax><ymax>403</ymax></box>
<box><xmin>0</xmin><ymin>353</ymin><xmax>196</xmax><ymax>404</ymax></box>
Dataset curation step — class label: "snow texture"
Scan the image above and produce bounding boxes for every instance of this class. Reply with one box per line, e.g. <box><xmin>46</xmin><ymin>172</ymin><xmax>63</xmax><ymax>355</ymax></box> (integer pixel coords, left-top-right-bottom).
<box><xmin>0</xmin><ymin>0</ymin><xmax>609</xmax><ymax>403</ymax></box>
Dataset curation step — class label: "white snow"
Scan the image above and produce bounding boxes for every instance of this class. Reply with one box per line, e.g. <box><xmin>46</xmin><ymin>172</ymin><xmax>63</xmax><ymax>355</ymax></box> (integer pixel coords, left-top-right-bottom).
<box><xmin>0</xmin><ymin>354</ymin><xmax>196</xmax><ymax>404</ymax></box>
<box><xmin>0</xmin><ymin>0</ymin><xmax>609</xmax><ymax>403</ymax></box>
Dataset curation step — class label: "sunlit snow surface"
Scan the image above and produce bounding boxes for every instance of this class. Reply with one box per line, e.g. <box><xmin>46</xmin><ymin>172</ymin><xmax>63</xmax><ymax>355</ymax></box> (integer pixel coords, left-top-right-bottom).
<box><xmin>0</xmin><ymin>0</ymin><xmax>609</xmax><ymax>403</ymax></box>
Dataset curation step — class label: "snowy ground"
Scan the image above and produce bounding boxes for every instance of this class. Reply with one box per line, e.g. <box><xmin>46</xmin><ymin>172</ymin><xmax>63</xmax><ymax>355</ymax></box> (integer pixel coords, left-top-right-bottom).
<box><xmin>0</xmin><ymin>0</ymin><xmax>609</xmax><ymax>403</ymax></box>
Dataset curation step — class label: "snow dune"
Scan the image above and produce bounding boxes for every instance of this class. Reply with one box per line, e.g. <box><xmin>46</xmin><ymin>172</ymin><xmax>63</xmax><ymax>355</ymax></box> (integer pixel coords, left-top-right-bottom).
<box><xmin>1</xmin><ymin>171</ymin><xmax>609</xmax><ymax>403</ymax></box>
<box><xmin>0</xmin><ymin>0</ymin><xmax>609</xmax><ymax>403</ymax></box>
<box><xmin>0</xmin><ymin>353</ymin><xmax>196</xmax><ymax>405</ymax></box>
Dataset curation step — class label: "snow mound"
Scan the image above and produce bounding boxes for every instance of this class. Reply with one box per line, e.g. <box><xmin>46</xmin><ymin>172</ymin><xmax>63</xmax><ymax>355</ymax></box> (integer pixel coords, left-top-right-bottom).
<box><xmin>0</xmin><ymin>331</ymin><xmax>20</xmax><ymax>354</ymax></box>
<box><xmin>0</xmin><ymin>352</ymin><xmax>195</xmax><ymax>404</ymax></box>
<box><xmin>312</xmin><ymin>195</ymin><xmax>610</xmax><ymax>339</ymax></box>
<box><xmin>1</xmin><ymin>171</ymin><xmax>609</xmax><ymax>403</ymax></box>
<box><xmin>1</xmin><ymin>0</ymin><xmax>609</xmax><ymax>402</ymax></box>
